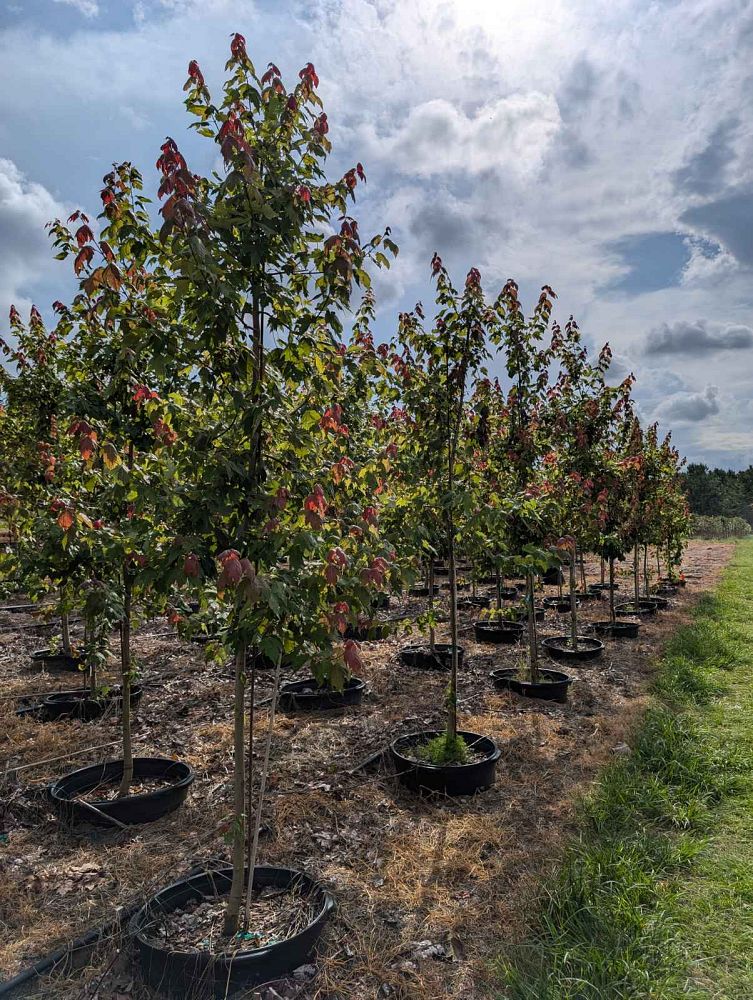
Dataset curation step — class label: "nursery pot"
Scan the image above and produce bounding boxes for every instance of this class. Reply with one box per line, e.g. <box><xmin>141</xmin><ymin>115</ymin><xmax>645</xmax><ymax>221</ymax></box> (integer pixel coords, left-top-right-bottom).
<box><xmin>399</xmin><ymin>643</ymin><xmax>465</xmax><ymax>670</ymax></box>
<box><xmin>41</xmin><ymin>684</ymin><xmax>143</xmax><ymax>723</ymax></box>
<box><xmin>655</xmin><ymin>585</ymin><xmax>678</xmax><ymax>597</ymax></box>
<box><xmin>496</xmin><ymin>586</ymin><xmax>520</xmax><ymax>601</ymax></box>
<box><xmin>589</xmin><ymin>582</ymin><xmax>619</xmax><ymax>592</ymax></box>
<box><xmin>541</xmin><ymin>635</ymin><xmax>604</xmax><ymax>662</ymax></box>
<box><xmin>31</xmin><ymin>649</ymin><xmax>85</xmax><ymax>672</ymax></box>
<box><xmin>490</xmin><ymin>667</ymin><xmax>573</xmax><ymax>703</ymax></box>
<box><xmin>408</xmin><ymin>584</ymin><xmax>439</xmax><ymax>598</ymax></box>
<box><xmin>130</xmin><ymin>865</ymin><xmax>335</xmax><ymax>999</ymax></box>
<box><xmin>506</xmin><ymin>603</ymin><xmax>546</xmax><ymax>623</ymax></box>
<box><xmin>343</xmin><ymin>622</ymin><xmax>389</xmax><ymax>641</ymax></box>
<box><xmin>591</xmin><ymin>620</ymin><xmax>640</xmax><ymax>639</ymax></box>
<box><xmin>615</xmin><ymin>599</ymin><xmax>659</xmax><ymax>618</ymax></box>
<box><xmin>278</xmin><ymin>676</ymin><xmax>365</xmax><ymax>712</ymax></box>
<box><xmin>473</xmin><ymin>620</ymin><xmax>525</xmax><ymax>644</ymax></box>
<box><xmin>49</xmin><ymin>757</ymin><xmax>194</xmax><ymax>827</ymax></box>
<box><xmin>575</xmin><ymin>590</ymin><xmax>602</xmax><ymax>602</ymax></box>
<box><xmin>649</xmin><ymin>594</ymin><xmax>671</xmax><ymax>610</ymax></box>
<box><xmin>371</xmin><ymin>593</ymin><xmax>391</xmax><ymax>610</ymax></box>
<box><xmin>390</xmin><ymin>730</ymin><xmax>500</xmax><ymax>796</ymax></box>
<box><xmin>543</xmin><ymin>597</ymin><xmax>580</xmax><ymax>614</ymax></box>
<box><xmin>457</xmin><ymin>595</ymin><xmax>492</xmax><ymax>611</ymax></box>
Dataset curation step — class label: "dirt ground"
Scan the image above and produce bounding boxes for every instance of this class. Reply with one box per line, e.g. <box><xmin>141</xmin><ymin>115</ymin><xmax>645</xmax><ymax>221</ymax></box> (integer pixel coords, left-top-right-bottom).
<box><xmin>0</xmin><ymin>540</ymin><xmax>735</xmax><ymax>999</ymax></box>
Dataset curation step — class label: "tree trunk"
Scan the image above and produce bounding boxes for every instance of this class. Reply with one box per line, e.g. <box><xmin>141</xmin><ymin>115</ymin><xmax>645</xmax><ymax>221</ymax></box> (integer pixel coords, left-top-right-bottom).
<box><xmin>244</xmin><ymin>650</ymin><xmax>255</xmax><ymax>925</ymax></box>
<box><xmin>656</xmin><ymin>547</ymin><xmax>661</xmax><ymax>578</ymax></box>
<box><xmin>244</xmin><ymin>653</ymin><xmax>283</xmax><ymax>929</ymax></box>
<box><xmin>117</xmin><ymin>574</ymin><xmax>133</xmax><ymax>798</ymax></box>
<box><xmin>578</xmin><ymin>543</ymin><xmax>587</xmax><ymax>593</ymax></box>
<box><xmin>60</xmin><ymin>586</ymin><xmax>70</xmax><ymax>655</ymax></box>
<box><xmin>496</xmin><ymin>565</ymin><xmax>502</xmax><ymax>612</ymax></box>
<box><xmin>224</xmin><ymin>640</ymin><xmax>247</xmax><ymax>937</ymax></box>
<box><xmin>447</xmin><ymin>539</ymin><xmax>458</xmax><ymax>742</ymax></box>
<box><xmin>609</xmin><ymin>557</ymin><xmax>616</xmax><ymax>623</ymax></box>
<box><xmin>569</xmin><ymin>553</ymin><xmax>578</xmax><ymax>650</ymax></box>
<box><xmin>633</xmin><ymin>543</ymin><xmax>640</xmax><ymax>608</ymax></box>
<box><xmin>600</xmin><ymin>556</ymin><xmax>605</xmax><ymax>585</ymax></box>
<box><xmin>643</xmin><ymin>544</ymin><xmax>650</xmax><ymax>598</ymax></box>
<box><xmin>428</xmin><ymin>561</ymin><xmax>435</xmax><ymax>653</ymax></box>
<box><xmin>527</xmin><ymin>571</ymin><xmax>539</xmax><ymax>683</ymax></box>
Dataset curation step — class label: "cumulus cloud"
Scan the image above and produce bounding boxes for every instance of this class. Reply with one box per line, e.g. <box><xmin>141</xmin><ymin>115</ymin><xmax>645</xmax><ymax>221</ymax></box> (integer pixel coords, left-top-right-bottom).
<box><xmin>645</xmin><ymin>319</ymin><xmax>753</xmax><ymax>356</ymax></box>
<box><xmin>655</xmin><ymin>384</ymin><xmax>720</xmax><ymax>422</ymax></box>
<box><xmin>672</xmin><ymin>117</ymin><xmax>739</xmax><ymax>197</ymax></box>
<box><xmin>681</xmin><ymin>186</ymin><xmax>753</xmax><ymax>266</ymax></box>
<box><xmin>53</xmin><ymin>0</ymin><xmax>100</xmax><ymax>16</ymax></box>
<box><xmin>361</xmin><ymin>93</ymin><xmax>561</xmax><ymax>180</ymax></box>
<box><xmin>0</xmin><ymin>158</ymin><xmax>70</xmax><ymax>325</ymax></box>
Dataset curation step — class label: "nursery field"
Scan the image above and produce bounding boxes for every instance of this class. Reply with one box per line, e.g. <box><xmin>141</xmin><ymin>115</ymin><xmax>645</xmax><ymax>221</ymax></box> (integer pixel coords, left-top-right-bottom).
<box><xmin>0</xmin><ymin>541</ymin><xmax>733</xmax><ymax>999</ymax></box>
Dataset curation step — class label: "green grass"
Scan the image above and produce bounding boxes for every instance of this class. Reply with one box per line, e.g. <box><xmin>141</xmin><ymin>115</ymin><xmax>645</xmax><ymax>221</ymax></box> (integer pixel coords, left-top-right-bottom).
<box><xmin>495</xmin><ymin>540</ymin><xmax>753</xmax><ymax>1000</ymax></box>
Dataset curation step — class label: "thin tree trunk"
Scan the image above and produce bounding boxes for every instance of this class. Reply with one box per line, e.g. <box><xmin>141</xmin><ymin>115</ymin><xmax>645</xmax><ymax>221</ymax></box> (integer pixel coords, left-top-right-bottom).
<box><xmin>609</xmin><ymin>557</ymin><xmax>616</xmax><ymax>623</ymax></box>
<box><xmin>569</xmin><ymin>552</ymin><xmax>578</xmax><ymax>650</ymax></box>
<box><xmin>224</xmin><ymin>640</ymin><xmax>248</xmax><ymax>937</ymax></box>
<box><xmin>527</xmin><ymin>571</ymin><xmax>539</xmax><ymax>683</ymax></box>
<box><xmin>600</xmin><ymin>556</ymin><xmax>605</xmax><ymax>585</ymax></box>
<box><xmin>471</xmin><ymin>560</ymin><xmax>476</xmax><ymax>599</ymax></box>
<box><xmin>633</xmin><ymin>543</ymin><xmax>640</xmax><ymax>608</ymax></box>
<box><xmin>244</xmin><ymin>654</ymin><xmax>283</xmax><ymax>929</ymax></box>
<box><xmin>496</xmin><ymin>565</ymin><xmax>501</xmax><ymax>612</ymax></box>
<box><xmin>643</xmin><ymin>544</ymin><xmax>650</xmax><ymax>598</ymax></box>
<box><xmin>656</xmin><ymin>547</ymin><xmax>661</xmax><ymax>579</ymax></box>
<box><xmin>578</xmin><ymin>543</ymin><xmax>587</xmax><ymax>593</ymax></box>
<box><xmin>447</xmin><ymin>538</ymin><xmax>458</xmax><ymax>742</ymax></box>
<box><xmin>60</xmin><ymin>586</ymin><xmax>70</xmax><ymax>655</ymax></box>
<box><xmin>117</xmin><ymin>574</ymin><xmax>133</xmax><ymax>798</ymax></box>
<box><xmin>243</xmin><ymin>651</ymin><xmax>256</xmax><ymax>929</ymax></box>
<box><xmin>428</xmin><ymin>561</ymin><xmax>435</xmax><ymax>653</ymax></box>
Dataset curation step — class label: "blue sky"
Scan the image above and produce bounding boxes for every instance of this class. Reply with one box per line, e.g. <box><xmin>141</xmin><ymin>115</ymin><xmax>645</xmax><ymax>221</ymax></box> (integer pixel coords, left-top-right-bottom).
<box><xmin>2</xmin><ymin>0</ymin><xmax>753</xmax><ymax>468</ymax></box>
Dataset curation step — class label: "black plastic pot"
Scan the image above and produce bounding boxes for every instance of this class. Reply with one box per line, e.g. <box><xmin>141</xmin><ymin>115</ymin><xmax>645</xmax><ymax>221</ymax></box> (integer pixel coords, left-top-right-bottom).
<box><xmin>575</xmin><ymin>590</ymin><xmax>602</xmax><ymax>602</ymax></box>
<box><xmin>490</xmin><ymin>667</ymin><xmax>573</xmax><ymax>703</ymax></box>
<box><xmin>371</xmin><ymin>593</ymin><xmax>391</xmax><ymax>610</ymax></box>
<box><xmin>473</xmin><ymin>620</ymin><xmax>525</xmax><ymax>644</ymax></box>
<box><xmin>543</xmin><ymin>568</ymin><xmax>564</xmax><ymax>585</ymax></box>
<box><xmin>649</xmin><ymin>594</ymin><xmax>670</xmax><ymax>610</ymax></box>
<box><xmin>49</xmin><ymin>757</ymin><xmax>194</xmax><ymax>827</ymax></box>
<box><xmin>2</xmin><ymin>602</ymin><xmax>37</xmax><ymax>614</ymax></box>
<box><xmin>541</xmin><ymin>635</ymin><xmax>604</xmax><ymax>662</ymax></box>
<box><xmin>615</xmin><ymin>600</ymin><xmax>659</xmax><ymax>617</ymax></box>
<box><xmin>390</xmin><ymin>730</ymin><xmax>500</xmax><ymax>796</ymax></box>
<box><xmin>343</xmin><ymin>622</ymin><xmax>389</xmax><ymax>641</ymax></box>
<box><xmin>432</xmin><ymin>565</ymin><xmax>450</xmax><ymax>577</ymax></box>
<box><xmin>31</xmin><ymin>649</ymin><xmax>85</xmax><ymax>671</ymax></box>
<box><xmin>130</xmin><ymin>865</ymin><xmax>335</xmax><ymax>999</ymax></box>
<box><xmin>591</xmin><ymin>620</ymin><xmax>640</xmax><ymax>639</ymax></box>
<box><xmin>474</xmin><ymin>574</ymin><xmax>498</xmax><ymax>585</ymax></box>
<box><xmin>655</xmin><ymin>585</ymin><xmax>678</xmax><ymax>597</ymax></box>
<box><xmin>589</xmin><ymin>582</ymin><xmax>619</xmax><ymax>592</ymax></box>
<box><xmin>457</xmin><ymin>596</ymin><xmax>491</xmax><ymax>611</ymax></box>
<box><xmin>495</xmin><ymin>586</ymin><xmax>519</xmax><ymax>601</ymax></box>
<box><xmin>41</xmin><ymin>684</ymin><xmax>143</xmax><ymax>723</ymax></box>
<box><xmin>399</xmin><ymin>643</ymin><xmax>465</xmax><ymax>670</ymax></box>
<box><xmin>543</xmin><ymin>597</ymin><xmax>580</xmax><ymax>614</ymax></box>
<box><xmin>278</xmin><ymin>676</ymin><xmax>365</xmax><ymax>711</ymax></box>
<box><xmin>408</xmin><ymin>585</ymin><xmax>439</xmax><ymax>598</ymax></box>
<box><xmin>660</xmin><ymin>576</ymin><xmax>685</xmax><ymax>588</ymax></box>
<box><xmin>440</xmin><ymin>581</ymin><xmax>470</xmax><ymax>592</ymax></box>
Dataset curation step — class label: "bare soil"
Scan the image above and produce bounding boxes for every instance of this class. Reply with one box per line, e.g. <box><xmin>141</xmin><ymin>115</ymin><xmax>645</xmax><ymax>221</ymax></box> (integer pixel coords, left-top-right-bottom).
<box><xmin>0</xmin><ymin>541</ymin><xmax>734</xmax><ymax>999</ymax></box>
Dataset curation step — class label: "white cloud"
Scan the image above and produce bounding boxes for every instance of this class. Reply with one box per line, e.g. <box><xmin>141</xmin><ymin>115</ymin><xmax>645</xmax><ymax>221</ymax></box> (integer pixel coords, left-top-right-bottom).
<box><xmin>53</xmin><ymin>0</ymin><xmax>100</xmax><ymax>17</ymax></box>
<box><xmin>0</xmin><ymin>158</ymin><xmax>71</xmax><ymax>326</ymax></box>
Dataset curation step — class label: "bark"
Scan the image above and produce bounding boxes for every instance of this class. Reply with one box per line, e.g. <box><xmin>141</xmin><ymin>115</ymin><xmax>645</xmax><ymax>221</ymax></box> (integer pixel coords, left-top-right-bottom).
<box><xmin>527</xmin><ymin>571</ymin><xmax>539</xmax><ymax>683</ymax></box>
<box><xmin>447</xmin><ymin>537</ymin><xmax>458</xmax><ymax>741</ymax></box>
<box><xmin>600</xmin><ymin>556</ymin><xmax>606</xmax><ymax>585</ymax></box>
<box><xmin>244</xmin><ymin>649</ymin><xmax>256</xmax><ymax>927</ymax></box>
<box><xmin>609</xmin><ymin>557</ymin><xmax>616</xmax><ymax>623</ymax></box>
<box><xmin>496</xmin><ymin>566</ymin><xmax>502</xmax><ymax>612</ymax></box>
<box><xmin>643</xmin><ymin>544</ymin><xmax>650</xmax><ymax>598</ymax></box>
<box><xmin>633</xmin><ymin>543</ymin><xmax>640</xmax><ymax>607</ymax></box>
<box><xmin>60</xmin><ymin>587</ymin><xmax>71</xmax><ymax>655</ymax></box>
<box><xmin>117</xmin><ymin>575</ymin><xmax>133</xmax><ymax>798</ymax></box>
<box><xmin>224</xmin><ymin>640</ymin><xmax>248</xmax><ymax>936</ymax></box>
<box><xmin>245</xmin><ymin>654</ymin><xmax>283</xmax><ymax>928</ymax></box>
<box><xmin>569</xmin><ymin>553</ymin><xmax>578</xmax><ymax>651</ymax></box>
<box><xmin>428</xmin><ymin>561</ymin><xmax>435</xmax><ymax>653</ymax></box>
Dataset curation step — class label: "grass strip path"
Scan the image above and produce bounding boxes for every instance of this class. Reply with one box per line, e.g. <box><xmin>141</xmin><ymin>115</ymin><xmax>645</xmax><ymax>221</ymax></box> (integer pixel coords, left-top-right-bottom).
<box><xmin>495</xmin><ymin>540</ymin><xmax>753</xmax><ymax>1000</ymax></box>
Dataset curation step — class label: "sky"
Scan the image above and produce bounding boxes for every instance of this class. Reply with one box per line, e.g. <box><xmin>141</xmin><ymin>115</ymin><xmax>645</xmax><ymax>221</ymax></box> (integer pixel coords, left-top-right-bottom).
<box><xmin>1</xmin><ymin>0</ymin><xmax>753</xmax><ymax>468</ymax></box>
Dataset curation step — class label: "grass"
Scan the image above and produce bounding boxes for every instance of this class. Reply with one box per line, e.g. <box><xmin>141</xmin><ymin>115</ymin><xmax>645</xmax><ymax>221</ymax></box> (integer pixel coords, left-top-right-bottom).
<box><xmin>495</xmin><ymin>540</ymin><xmax>753</xmax><ymax>1000</ymax></box>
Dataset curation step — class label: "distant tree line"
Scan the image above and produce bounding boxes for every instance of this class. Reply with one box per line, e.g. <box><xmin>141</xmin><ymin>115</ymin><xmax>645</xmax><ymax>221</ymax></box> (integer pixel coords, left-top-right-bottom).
<box><xmin>683</xmin><ymin>463</ymin><xmax>753</xmax><ymax>526</ymax></box>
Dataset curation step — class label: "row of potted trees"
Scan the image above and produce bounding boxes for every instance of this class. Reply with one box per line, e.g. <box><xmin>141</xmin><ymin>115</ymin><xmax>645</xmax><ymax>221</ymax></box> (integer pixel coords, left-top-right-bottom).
<box><xmin>0</xmin><ymin>35</ymin><xmax>689</xmax><ymax>997</ymax></box>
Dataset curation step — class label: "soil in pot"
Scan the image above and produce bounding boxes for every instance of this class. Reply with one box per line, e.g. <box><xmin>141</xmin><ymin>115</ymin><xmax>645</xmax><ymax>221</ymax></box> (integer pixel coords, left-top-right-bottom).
<box><xmin>541</xmin><ymin>635</ymin><xmax>604</xmax><ymax>662</ymax></box>
<box><xmin>399</xmin><ymin>643</ymin><xmax>465</xmax><ymax>670</ymax></box>
<box><xmin>278</xmin><ymin>676</ymin><xmax>365</xmax><ymax>711</ymax></box>
<box><xmin>615</xmin><ymin>600</ymin><xmax>659</xmax><ymax>617</ymax></box>
<box><xmin>473</xmin><ymin>620</ymin><xmax>525</xmax><ymax>644</ymax></box>
<box><xmin>41</xmin><ymin>684</ymin><xmax>143</xmax><ymax>722</ymax></box>
<box><xmin>490</xmin><ymin>667</ymin><xmax>573</xmax><ymax>703</ymax></box>
<box><xmin>131</xmin><ymin>866</ymin><xmax>334</xmax><ymax>998</ymax></box>
<box><xmin>390</xmin><ymin>730</ymin><xmax>500</xmax><ymax>796</ymax></box>
<box><xmin>591</xmin><ymin>620</ymin><xmax>640</xmax><ymax>639</ymax></box>
<box><xmin>31</xmin><ymin>649</ymin><xmax>84</xmax><ymax>671</ymax></box>
<box><xmin>49</xmin><ymin>757</ymin><xmax>194</xmax><ymax>826</ymax></box>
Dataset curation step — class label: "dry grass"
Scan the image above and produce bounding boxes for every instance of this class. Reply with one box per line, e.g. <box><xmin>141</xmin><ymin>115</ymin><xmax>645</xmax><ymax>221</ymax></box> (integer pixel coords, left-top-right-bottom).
<box><xmin>0</xmin><ymin>541</ymin><xmax>735</xmax><ymax>998</ymax></box>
